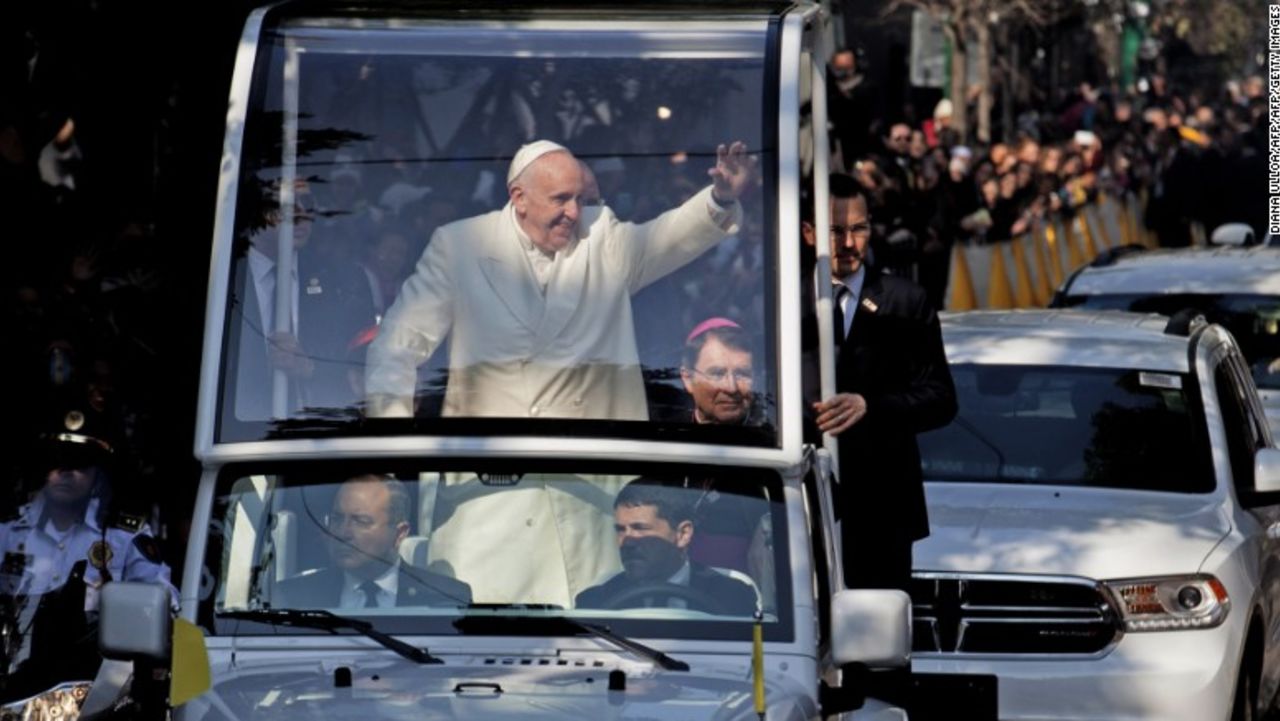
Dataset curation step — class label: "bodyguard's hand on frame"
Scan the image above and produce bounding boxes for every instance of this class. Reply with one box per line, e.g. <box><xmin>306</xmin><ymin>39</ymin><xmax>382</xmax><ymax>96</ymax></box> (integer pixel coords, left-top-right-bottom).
<box><xmin>814</xmin><ymin>392</ymin><xmax>867</xmax><ymax>435</ymax></box>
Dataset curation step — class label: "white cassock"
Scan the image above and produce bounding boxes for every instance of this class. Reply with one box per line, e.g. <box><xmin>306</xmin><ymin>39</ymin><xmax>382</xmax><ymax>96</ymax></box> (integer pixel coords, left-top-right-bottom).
<box><xmin>366</xmin><ymin>185</ymin><xmax>741</xmax><ymax>606</ymax></box>
<box><xmin>364</xmin><ymin>185</ymin><xmax>740</xmax><ymax>419</ymax></box>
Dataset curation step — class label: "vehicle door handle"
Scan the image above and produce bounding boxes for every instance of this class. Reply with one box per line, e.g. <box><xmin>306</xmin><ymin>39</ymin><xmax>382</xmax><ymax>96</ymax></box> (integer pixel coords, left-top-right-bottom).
<box><xmin>454</xmin><ymin>682</ymin><xmax>503</xmax><ymax>696</ymax></box>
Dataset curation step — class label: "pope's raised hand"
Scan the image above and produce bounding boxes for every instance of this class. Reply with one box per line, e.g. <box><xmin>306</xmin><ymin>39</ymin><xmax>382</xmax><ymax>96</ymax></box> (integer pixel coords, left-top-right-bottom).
<box><xmin>708</xmin><ymin>141</ymin><xmax>757</xmax><ymax>204</ymax></box>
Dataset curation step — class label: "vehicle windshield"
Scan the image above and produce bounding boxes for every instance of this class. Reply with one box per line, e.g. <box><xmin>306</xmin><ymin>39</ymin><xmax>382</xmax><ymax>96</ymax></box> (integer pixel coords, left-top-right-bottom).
<box><xmin>217</xmin><ymin>17</ymin><xmax>779</xmax><ymax>446</ymax></box>
<box><xmin>1062</xmin><ymin>294</ymin><xmax>1280</xmax><ymax>390</ymax></box>
<box><xmin>919</xmin><ymin>364</ymin><xmax>1214</xmax><ymax>493</ymax></box>
<box><xmin>201</xmin><ymin>462</ymin><xmax>791</xmax><ymax>642</ymax></box>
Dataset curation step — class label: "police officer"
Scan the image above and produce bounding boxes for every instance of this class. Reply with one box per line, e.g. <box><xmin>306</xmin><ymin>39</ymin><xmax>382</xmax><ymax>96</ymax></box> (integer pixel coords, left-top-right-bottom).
<box><xmin>0</xmin><ymin>405</ymin><xmax>176</xmax><ymax>607</ymax></box>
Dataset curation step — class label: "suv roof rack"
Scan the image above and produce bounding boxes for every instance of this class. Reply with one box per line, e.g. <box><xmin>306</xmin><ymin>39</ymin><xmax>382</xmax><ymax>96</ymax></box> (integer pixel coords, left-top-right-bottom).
<box><xmin>1163</xmin><ymin>308</ymin><xmax>1208</xmax><ymax>337</ymax></box>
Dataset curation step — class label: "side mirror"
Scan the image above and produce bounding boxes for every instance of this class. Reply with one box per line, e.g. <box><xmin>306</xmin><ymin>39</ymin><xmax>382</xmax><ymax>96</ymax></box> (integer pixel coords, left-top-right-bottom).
<box><xmin>830</xmin><ymin>589</ymin><xmax>911</xmax><ymax>668</ymax></box>
<box><xmin>100</xmin><ymin>582</ymin><xmax>172</xmax><ymax>662</ymax></box>
<box><xmin>1210</xmin><ymin>223</ymin><xmax>1255</xmax><ymax>247</ymax></box>
<box><xmin>1255</xmin><ymin>448</ymin><xmax>1280</xmax><ymax>494</ymax></box>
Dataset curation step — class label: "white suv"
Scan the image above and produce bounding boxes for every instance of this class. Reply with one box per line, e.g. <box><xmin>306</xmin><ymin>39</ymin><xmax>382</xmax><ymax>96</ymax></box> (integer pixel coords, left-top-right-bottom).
<box><xmin>1051</xmin><ymin>244</ymin><xmax>1280</xmax><ymax>436</ymax></box>
<box><xmin>911</xmin><ymin>309</ymin><xmax>1280</xmax><ymax>721</ymax></box>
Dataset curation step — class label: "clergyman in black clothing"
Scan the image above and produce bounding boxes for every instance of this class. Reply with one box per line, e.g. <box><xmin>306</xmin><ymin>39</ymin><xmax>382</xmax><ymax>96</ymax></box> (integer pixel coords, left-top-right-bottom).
<box><xmin>680</xmin><ymin>317</ymin><xmax>757</xmax><ymax>426</ymax></box>
<box><xmin>802</xmin><ymin>173</ymin><xmax>957</xmax><ymax>592</ymax></box>
<box><xmin>274</xmin><ymin>475</ymin><xmax>471</xmax><ymax>609</ymax></box>
<box><xmin>575</xmin><ymin>478</ymin><xmax>757</xmax><ymax>616</ymax></box>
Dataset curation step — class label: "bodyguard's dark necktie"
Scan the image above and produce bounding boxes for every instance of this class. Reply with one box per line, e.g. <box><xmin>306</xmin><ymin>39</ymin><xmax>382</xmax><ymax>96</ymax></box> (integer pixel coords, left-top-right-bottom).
<box><xmin>358</xmin><ymin>580</ymin><xmax>380</xmax><ymax>608</ymax></box>
<box><xmin>832</xmin><ymin>284</ymin><xmax>851</xmax><ymax>344</ymax></box>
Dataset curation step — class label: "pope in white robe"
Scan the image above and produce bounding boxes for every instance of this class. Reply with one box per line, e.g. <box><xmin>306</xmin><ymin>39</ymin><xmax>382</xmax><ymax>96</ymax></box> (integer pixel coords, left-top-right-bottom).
<box><xmin>365</xmin><ymin>140</ymin><xmax>757</xmax><ymax>606</ymax></box>
<box><xmin>364</xmin><ymin>139</ymin><xmax>753</xmax><ymax>419</ymax></box>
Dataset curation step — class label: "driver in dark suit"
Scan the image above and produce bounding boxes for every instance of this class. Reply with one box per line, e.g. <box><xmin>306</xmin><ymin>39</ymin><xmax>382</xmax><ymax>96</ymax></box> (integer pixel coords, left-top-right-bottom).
<box><xmin>274</xmin><ymin>475</ymin><xmax>471</xmax><ymax>609</ymax></box>
<box><xmin>575</xmin><ymin>478</ymin><xmax>757</xmax><ymax>616</ymax></box>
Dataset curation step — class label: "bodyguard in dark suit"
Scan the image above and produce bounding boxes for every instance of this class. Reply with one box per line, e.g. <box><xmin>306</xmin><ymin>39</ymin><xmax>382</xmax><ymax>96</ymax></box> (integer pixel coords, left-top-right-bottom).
<box><xmin>273</xmin><ymin>475</ymin><xmax>471</xmax><ymax>609</ymax></box>
<box><xmin>802</xmin><ymin>174</ymin><xmax>956</xmax><ymax>592</ymax></box>
<box><xmin>575</xmin><ymin>478</ymin><xmax>757</xmax><ymax>616</ymax></box>
<box><xmin>230</xmin><ymin>181</ymin><xmax>378</xmax><ymax>420</ymax></box>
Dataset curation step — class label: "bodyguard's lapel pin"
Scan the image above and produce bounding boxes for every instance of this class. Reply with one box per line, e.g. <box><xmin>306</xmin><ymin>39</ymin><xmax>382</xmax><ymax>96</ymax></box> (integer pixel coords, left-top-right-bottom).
<box><xmin>860</xmin><ymin>298</ymin><xmax>879</xmax><ymax>313</ymax></box>
<box><xmin>306</xmin><ymin>277</ymin><xmax>323</xmax><ymax>295</ymax></box>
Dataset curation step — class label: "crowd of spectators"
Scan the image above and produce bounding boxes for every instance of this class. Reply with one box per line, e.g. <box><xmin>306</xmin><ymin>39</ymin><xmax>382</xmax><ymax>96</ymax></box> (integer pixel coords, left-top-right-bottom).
<box><xmin>1</xmin><ymin>15</ymin><xmax>201</xmax><ymax>564</ymax></box>
<box><xmin>826</xmin><ymin>48</ymin><xmax>1270</xmax><ymax>309</ymax></box>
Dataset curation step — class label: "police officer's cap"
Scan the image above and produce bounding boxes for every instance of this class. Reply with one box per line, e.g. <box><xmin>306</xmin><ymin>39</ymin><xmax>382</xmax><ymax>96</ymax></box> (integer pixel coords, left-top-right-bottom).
<box><xmin>39</xmin><ymin>406</ymin><xmax>116</xmax><ymax>470</ymax></box>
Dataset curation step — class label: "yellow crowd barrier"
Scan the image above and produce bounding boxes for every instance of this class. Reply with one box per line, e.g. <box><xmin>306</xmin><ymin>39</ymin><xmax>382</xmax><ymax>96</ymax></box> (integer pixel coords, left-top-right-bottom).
<box><xmin>944</xmin><ymin>193</ymin><xmax>1150</xmax><ymax>311</ymax></box>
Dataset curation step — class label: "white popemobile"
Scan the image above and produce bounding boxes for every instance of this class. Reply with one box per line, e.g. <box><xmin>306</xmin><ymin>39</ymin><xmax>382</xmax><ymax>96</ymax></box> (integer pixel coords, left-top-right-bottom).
<box><xmin>912</xmin><ymin>309</ymin><xmax>1280</xmax><ymax>720</ymax></box>
<box><xmin>11</xmin><ymin>3</ymin><xmax>926</xmax><ymax>721</ymax></box>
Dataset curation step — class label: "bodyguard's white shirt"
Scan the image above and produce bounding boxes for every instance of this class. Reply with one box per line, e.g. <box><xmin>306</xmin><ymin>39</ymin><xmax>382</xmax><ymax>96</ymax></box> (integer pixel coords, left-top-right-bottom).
<box><xmin>338</xmin><ymin>560</ymin><xmax>400</xmax><ymax>608</ymax></box>
<box><xmin>248</xmin><ymin>246</ymin><xmax>299</xmax><ymax>335</ymax></box>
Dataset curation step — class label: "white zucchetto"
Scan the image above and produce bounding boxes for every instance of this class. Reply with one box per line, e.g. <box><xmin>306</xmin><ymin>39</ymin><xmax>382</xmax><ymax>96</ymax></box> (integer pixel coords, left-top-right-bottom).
<box><xmin>507</xmin><ymin>140</ymin><xmax>570</xmax><ymax>186</ymax></box>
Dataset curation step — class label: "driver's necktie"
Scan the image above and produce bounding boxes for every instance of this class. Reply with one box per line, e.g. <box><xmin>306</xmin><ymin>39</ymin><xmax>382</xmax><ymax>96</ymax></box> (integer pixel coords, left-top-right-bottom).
<box><xmin>358</xmin><ymin>581</ymin><xmax>380</xmax><ymax>608</ymax></box>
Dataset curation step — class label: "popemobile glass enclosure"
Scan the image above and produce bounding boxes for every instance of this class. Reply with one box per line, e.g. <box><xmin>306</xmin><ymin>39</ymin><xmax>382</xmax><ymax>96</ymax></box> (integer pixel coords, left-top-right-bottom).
<box><xmin>196</xmin><ymin>0</ymin><xmax>813</xmax><ymax>634</ymax></box>
<box><xmin>206</xmin><ymin>4</ymin><xmax>796</xmax><ymax>450</ymax></box>
<box><xmin>140</xmin><ymin>3</ymin><xmax>915</xmax><ymax>721</ymax></box>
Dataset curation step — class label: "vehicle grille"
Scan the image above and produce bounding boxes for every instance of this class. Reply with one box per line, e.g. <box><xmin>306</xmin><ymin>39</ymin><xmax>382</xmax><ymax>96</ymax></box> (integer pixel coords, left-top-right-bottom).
<box><xmin>910</xmin><ymin>574</ymin><xmax>1120</xmax><ymax>655</ymax></box>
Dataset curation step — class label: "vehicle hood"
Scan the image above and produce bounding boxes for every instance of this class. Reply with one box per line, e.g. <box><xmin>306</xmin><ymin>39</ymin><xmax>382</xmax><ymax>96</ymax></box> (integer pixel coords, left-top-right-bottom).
<box><xmin>181</xmin><ymin>653</ymin><xmax>814</xmax><ymax>721</ymax></box>
<box><xmin>916</xmin><ymin>483</ymin><xmax>1231</xmax><ymax>580</ymax></box>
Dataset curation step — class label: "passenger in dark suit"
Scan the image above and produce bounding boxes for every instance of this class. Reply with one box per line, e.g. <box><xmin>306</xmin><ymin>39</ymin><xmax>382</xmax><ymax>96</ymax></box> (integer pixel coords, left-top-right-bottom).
<box><xmin>230</xmin><ymin>181</ymin><xmax>378</xmax><ymax>421</ymax></box>
<box><xmin>802</xmin><ymin>174</ymin><xmax>957</xmax><ymax>592</ymax></box>
<box><xmin>575</xmin><ymin>478</ymin><xmax>757</xmax><ymax>617</ymax></box>
<box><xmin>274</xmin><ymin>475</ymin><xmax>471</xmax><ymax>609</ymax></box>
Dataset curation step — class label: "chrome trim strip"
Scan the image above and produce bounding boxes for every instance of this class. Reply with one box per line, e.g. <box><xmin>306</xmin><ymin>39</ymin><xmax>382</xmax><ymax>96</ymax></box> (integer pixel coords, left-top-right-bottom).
<box><xmin>276</xmin><ymin>22</ymin><xmax>769</xmax><ymax>58</ymax></box>
<box><xmin>199</xmin><ymin>435</ymin><xmax>802</xmax><ymax>468</ymax></box>
<box><xmin>914</xmin><ymin>570</ymin><xmax>1111</xmax><ymax>587</ymax></box>
<box><xmin>910</xmin><ymin>572</ymin><xmax>1124</xmax><ymax>658</ymax></box>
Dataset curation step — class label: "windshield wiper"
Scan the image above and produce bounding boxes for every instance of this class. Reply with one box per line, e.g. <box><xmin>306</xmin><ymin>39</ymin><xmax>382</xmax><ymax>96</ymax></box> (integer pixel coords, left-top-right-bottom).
<box><xmin>570</xmin><ymin>618</ymin><xmax>690</xmax><ymax>672</ymax></box>
<box><xmin>953</xmin><ymin>416</ymin><xmax>1008</xmax><ymax>480</ymax></box>
<box><xmin>454</xmin><ymin>606</ymin><xmax>689</xmax><ymax>671</ymax></box>
<box><xmin>219</xmin><ymin>608</ymin><xmax>442</xmax><ymax>664</ymax></box>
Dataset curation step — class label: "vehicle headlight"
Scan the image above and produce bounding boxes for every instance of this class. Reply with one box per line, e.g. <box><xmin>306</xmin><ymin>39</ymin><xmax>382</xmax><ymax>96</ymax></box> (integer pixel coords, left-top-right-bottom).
<box><xmin>1102</xmin><ymin>575</ymin><xmax>1229</xmax><ymax>632</ymax></box>
<box><xmin>0</xmin><ymin>681</ymin><xmax>91</xmax><ymax>721</ymax></box>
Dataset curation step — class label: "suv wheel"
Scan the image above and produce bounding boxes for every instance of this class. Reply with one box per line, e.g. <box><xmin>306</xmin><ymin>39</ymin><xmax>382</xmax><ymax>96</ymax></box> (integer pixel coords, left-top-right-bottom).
<box><xmin>1233</xmin><ymin>659</ymin><xmax>1259</xmax><ymax>721</ymax></box>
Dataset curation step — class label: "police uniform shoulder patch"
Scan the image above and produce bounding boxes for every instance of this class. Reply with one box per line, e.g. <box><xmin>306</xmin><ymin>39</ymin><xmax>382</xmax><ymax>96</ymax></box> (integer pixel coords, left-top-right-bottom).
<box><xmin>133</xmin><ymin>534</ymin><xmax>163</xmax><ymax>564</ymax></box>
<box><xmin>113</xmin><ymin>513</ymin><xmax>146</xmax><ymax>533</ymax></box>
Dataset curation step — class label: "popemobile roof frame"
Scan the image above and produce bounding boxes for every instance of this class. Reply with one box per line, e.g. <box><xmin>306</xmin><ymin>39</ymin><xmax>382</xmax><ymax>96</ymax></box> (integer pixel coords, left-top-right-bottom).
<box><xmin>195</xmin><ymin>0</ymin><xmax>820</xmax><ymax>469</ymax></box>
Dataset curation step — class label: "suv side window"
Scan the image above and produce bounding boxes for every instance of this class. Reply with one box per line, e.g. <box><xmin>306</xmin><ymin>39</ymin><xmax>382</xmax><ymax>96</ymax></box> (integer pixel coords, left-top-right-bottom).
<box><xmin>1228</xmin><ymin>354</ymin><xmax>1273</xmax><ymax>449</ymax></box>
<box><xmin>1215</xmin><ymin>361</ymin><xmax>1260</xmax><ymax>490</ymax></box>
